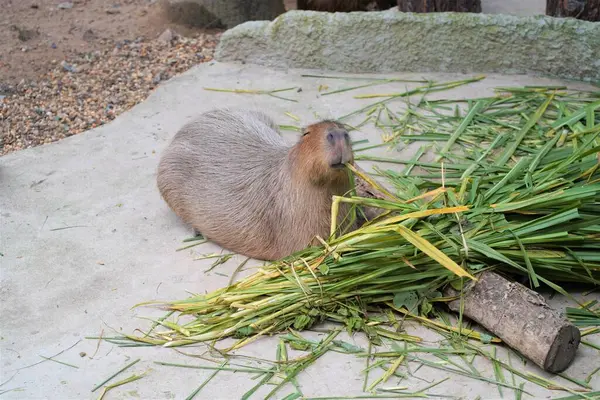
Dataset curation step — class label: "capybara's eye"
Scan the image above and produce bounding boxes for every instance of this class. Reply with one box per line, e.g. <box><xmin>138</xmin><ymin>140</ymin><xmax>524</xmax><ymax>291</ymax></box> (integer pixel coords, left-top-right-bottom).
<box><xmin>327</xmin><ymin>133</ymin><xmax>334</xmax><ymax>143</ymax></box>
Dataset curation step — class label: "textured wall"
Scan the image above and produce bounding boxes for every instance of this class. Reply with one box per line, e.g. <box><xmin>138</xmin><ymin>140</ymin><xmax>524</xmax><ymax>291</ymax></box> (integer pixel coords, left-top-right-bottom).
<box><xmin>215</xmin><ymin>10</ymin><xmax>600</xmax><ymax>82</ymax></box>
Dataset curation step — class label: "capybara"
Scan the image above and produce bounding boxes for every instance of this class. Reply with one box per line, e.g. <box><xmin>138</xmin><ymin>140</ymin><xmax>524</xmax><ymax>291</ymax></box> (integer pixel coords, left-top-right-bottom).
<box><xmin>157</xmin><ymin>108</ymin><xmax>355</xmax><ymax>261</ymax></box>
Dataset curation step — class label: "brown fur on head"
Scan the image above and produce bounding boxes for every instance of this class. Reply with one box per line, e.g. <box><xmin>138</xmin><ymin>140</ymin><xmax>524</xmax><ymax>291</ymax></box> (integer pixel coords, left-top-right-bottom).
<box><xmin>293</xmin><ymin>120</ymin><xmax>354</xmax><ymax>186</ymax></box>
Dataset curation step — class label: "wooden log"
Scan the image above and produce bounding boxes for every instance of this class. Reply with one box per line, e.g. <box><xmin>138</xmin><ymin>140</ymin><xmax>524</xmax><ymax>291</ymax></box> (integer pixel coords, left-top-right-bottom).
<box><xmin>397</xmin><ymin>0</ymin><xmax>481</xmax><ymax>13</ymax></box>
<box><xmin>445</xmin><ymin>270</ymin><xmax>581</xmax><ymax>373</ymax></box>
<box><xmin>546</xmin><ymin>0</ymin><xmax>600</xmax><ymax>21</ymax></box>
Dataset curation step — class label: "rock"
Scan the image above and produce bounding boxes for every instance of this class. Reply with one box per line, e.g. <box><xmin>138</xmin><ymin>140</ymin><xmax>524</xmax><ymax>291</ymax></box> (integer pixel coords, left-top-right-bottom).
<box><xmin>11</xmin><ymin>26</ymin><xmax>39</xmax><ymax>42</ymax></box>
<box><xmin>163</xmin><ymin>0</ymin><xmax>285</xmax><ymax>29</ymax></box>
<box><xmin>57</xmin><ymin>2</ymin><xmax>74</xmax><ymax>9</ymax></box>
<box><xmin>82</xmin><ymin>29</ymin><xmax>96</xmax><ymax>42</ymax></box>
<box><xmin>215</xmin><ymin>11</ymin><xmax>600</xmax><ymax>83</ymax></box>
<box><xmin>106</xmin><ymin>3</ymin><xmax>121</xmax><ymax>14</ymax></box>
<box><xmin>152</xmin><ymin>71</ymin><xmax>163</xmax><ymax>84</ymax></box>
<box><xmin>60</xmin><ymin>60</ymin><xmax>77</xmax><ymax>73</ymax></box>
<box><xmin>76</xmin><ymin>63</ymin><xmax>89</xmax><ymax>73</ymax></box>
<box><xmin>157</xmin><ymin>28</ymin><xmax>177</xmax><ymax>45</ymax></box>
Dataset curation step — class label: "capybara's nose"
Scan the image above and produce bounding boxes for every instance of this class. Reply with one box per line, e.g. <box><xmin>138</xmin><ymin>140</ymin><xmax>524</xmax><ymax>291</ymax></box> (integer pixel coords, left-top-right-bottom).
<box><xmin>328</xmin><ymin>129</ymin><xmax>353</xmax><ymax>167</ymax></box>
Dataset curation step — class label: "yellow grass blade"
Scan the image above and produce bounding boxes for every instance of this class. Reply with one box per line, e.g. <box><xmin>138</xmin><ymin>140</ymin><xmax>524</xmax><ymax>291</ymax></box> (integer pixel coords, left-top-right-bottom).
<box><xmin>370</xmin><ymin>206</ymin><xmax>469</xmax><ymax>228</ymax></box>
<box><xmin>367</xmin><ymin>355</ymin><xmax>405</xmax><ymax>391</ymax></box>
<box><xmin>330</xmin><ymin>206</ymin><xmax>470</xmax><ymax>249</ymax></box>
<box><xmin>394</xmin><ymin>225</ymin><xmax>475</xmax><ymax>279</ymax></box>
<box><xmin>405</xmin><ymin>187</ymin><xmax>448</xmax><ymax>204</ymax></box>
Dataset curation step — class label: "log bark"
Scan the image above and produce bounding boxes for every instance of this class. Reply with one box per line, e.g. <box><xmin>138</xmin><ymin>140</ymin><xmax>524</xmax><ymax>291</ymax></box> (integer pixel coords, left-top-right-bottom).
<box><xmin>546</xmin><ymin>0</ymin><xmax>600</xmax><ymax>21</ymax></box>
<box><xmin>445</xmin><ymin>271</ymin><xmax>581</xmax><ymax>373</ymax></box>
<box><xmin>397</xmin><ymin>0</ymin><xmax>482</xmax><ymax>13</ymax></box>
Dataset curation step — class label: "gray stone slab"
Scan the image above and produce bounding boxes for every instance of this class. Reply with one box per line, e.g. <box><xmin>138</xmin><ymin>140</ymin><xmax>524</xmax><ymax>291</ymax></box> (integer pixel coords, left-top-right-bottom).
<box><xmin>215</xmin><ymin>10</ymin><xmax>600</xmax><ymax>82</ymax></box>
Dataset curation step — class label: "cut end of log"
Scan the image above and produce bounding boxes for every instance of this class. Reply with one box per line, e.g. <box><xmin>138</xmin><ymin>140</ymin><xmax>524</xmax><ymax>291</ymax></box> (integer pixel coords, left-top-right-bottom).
<box><xmin>544</xmin><ymin>324</ymin><xmax>581</xmax><ymax>373</ymax></box>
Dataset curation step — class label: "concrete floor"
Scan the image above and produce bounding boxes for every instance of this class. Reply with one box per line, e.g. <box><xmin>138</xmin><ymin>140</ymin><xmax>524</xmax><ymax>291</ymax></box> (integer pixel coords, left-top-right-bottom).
<box><xmin>1</xmin><ymin>62</ymin><xmax>598</xmax><ymax>399</ymax></box>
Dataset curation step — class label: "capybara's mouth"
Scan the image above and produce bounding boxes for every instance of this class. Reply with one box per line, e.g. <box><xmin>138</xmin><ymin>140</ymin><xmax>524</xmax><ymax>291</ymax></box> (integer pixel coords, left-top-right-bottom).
<box><xmin>331</xmin><ymin>163</ymin><xmax>346</xmax><ymax>169</ymax></box>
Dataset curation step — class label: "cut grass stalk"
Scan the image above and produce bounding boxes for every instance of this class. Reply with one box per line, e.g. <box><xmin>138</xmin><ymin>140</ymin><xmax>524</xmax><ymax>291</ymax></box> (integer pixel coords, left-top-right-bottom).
<box><xmin>91</xmin><ymin>359</ymin><xmax>141</xmax><ymax>392</ymax></box>
<box><xmin>203</xmin><ymin>86</ymin><xmax>299</xmax><ymax>102</ymax></box>
<box><xmin>436</xmin><ymin>100</ymin><xmax>488</xmax><ymax>162</ymax></box>
<box><xmin>38</xmin><ymin>355</ymin><xmax>78</xmax><ymax>369</ymax></box>
<box><xmin>155</xmin><ymin>361</ymin><xmax>273</xmax><ymax>374</ymax></box>
<box><xmin>320</xmin><ymin>78</ymin><xmax>430</xmax><ymax>96</ymax></box>
<box><xmin>96</xmin><ymin>372</ymin><xmax>147</xmax><ymax>400</ymax></box>
<box><xmin>185</xmin><ymin>361</ymin><xmax>227</xmax><ymax>400</ymax></box>
<box><xmin>339</xmin><ymin>77</ymin><xmax>485</xmax><ymax>120</ymax></box>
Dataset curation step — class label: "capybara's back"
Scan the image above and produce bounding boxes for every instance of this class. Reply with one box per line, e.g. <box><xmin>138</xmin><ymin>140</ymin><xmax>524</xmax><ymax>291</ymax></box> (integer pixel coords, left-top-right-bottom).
<box><xmin>157</xmin><ymin>108</ymin><xmax>354</xmax><ymax>260</ymax></box>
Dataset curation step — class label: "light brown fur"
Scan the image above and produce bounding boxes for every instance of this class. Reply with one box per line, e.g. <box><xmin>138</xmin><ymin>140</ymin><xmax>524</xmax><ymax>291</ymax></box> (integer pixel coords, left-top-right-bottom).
<box><xmin>157</xmin><ymin>108</ymin><xmax>354</xmax><ymax>261</ymax></box>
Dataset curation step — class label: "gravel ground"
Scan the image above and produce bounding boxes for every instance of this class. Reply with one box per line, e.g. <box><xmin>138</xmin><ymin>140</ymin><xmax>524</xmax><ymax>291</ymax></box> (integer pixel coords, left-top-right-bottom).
<box><xmin>1</xmin><ymin>31</ymin><xmax>219</xmax><ymax>156</ymax></box>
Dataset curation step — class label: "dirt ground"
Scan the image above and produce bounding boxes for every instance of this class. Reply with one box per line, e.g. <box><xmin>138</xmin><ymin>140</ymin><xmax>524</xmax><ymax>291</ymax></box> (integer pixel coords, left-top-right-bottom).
<box><xmin>0</xmin><ymin>0</ymin><xmax>218</xmax><ymax>87</ymax></box>
<box><xmin>0</xmin><ymin>0</ymin><xmax>304</xmax><ymax>155</ymax></box>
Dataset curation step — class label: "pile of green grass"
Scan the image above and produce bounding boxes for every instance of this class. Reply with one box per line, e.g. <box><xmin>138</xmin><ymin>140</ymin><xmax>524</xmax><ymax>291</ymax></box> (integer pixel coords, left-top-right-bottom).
<box><xmin>102</xmin><ymin>79</ymin><xmax>599</xmax><ymax>399</ymax></box>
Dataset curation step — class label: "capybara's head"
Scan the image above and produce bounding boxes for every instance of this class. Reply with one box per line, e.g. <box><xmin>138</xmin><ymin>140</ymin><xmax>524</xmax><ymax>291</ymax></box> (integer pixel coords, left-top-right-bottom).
<box><xmin>297</xmin><ymin>120</ymin><xmax>354</xmax><ymax>185</ymax></box>
<box><xmin>303</xmin><ymin>120</ymin><xmax>353</xmax><ymax>168</ymax></box>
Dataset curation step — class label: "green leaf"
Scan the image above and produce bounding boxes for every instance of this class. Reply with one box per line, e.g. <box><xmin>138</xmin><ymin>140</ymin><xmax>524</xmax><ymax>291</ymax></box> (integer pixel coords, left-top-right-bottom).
<box><xmin>318</xmin><ymin>264</ymin><xmax>330</xmax><ymax>275</ymax></box>
<box><xmin>346</xmin><ymin>317</ymin><xmax>363</xmax><ymax>332</ymax></box>
<box><xmin>293</xmin><ymin>315</ymin><xmax>312</xmax><ymax>330</ymax></box>
<box><xmin>234</xmin><ymin>326</ymin><xmax>254</xmax><ymax>338</ymax></box>
<box><xmin>289</xmin><ymin>341</ymin><xmax>311</xmax><ymax>351</ymax></box>
<box><xmin>333</xmin><ymin>340</ymin><xmax>363</xmax><ymax>353</ymax></box>
<box><xmin>450</xmin><ymin>279</ymin><xmax>464</xmax><ymax>291</ymax></box>
<box><xmin>393</xmin><ymin>291</ymin><xmax>419</xmax><ymax>312</ymax></box>
<box><xmin>479</xmin><ymin>333</ymin><xmax>494</xmax><ymax>344</ymax></box>
<box><xmin>420</xmin><ymin>299</ymin><xmax>433</xmax><ymax>316</ymax></box>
